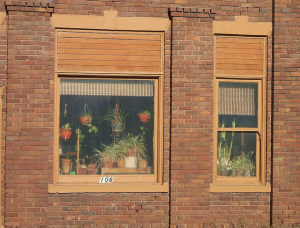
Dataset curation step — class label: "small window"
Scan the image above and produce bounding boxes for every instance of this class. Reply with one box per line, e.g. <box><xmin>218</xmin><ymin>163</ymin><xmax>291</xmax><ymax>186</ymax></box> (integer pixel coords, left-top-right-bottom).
<box><xmin>217</xmin><ymin>81</ymin><xmax>259</xmax><ymax>178</ymax></box>
<box><xmin>211</xmin><ymin>79</ymin><xmax>269</xmax><ymax>192</ymax></box>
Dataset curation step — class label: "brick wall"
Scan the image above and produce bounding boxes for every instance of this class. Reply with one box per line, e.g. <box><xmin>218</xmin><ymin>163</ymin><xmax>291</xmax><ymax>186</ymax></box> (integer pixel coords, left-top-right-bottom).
<box><xmin>169</xmin><ymin>9</ymin><xmax>214</xmax><ymax>226</ymax></box>
<box><xmin>272</xmin><ymin>0</ymin><xmax>300</xmax><ymax>225</ymax></box>
<box><xmin>0</xmin><ymin>0</ymin><xmax>299</xmax><ymax>227</ymax></box>
<box><xmin>0</xmin><ymin>10</ymin><xmax>7</xmax><ymax>227</ymax></box>
<box><xmin>5</xmin><ymin>6</ymin><xmax>53</xmax><ymax>226</ymax></box>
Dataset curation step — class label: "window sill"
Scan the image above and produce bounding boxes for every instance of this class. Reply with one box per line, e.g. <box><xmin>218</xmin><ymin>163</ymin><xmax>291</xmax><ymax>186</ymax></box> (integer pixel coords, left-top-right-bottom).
<box><xmin>48</xmin><ymin>183</ymin><xmax>169</xmax><ymax>193</ymax></box>
<box><xmin>210</xmin><ymin>183</ymin><xmax>270</xmax><ymax>193</ymax></box>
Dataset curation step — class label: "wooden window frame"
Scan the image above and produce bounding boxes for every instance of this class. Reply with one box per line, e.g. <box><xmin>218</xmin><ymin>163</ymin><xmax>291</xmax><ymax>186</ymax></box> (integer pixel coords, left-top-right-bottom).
<box><xmin>49</xmin><ymin>74</ymin><xmax>168</xmax><ymax>193</ymax></box>
<box><xmin>210</xmin><ymin>35</ymin><xmax>270</xmax><ymax>192</ymax></box>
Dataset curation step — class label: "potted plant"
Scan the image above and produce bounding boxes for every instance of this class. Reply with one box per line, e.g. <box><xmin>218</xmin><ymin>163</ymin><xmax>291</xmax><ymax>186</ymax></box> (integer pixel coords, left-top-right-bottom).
<box><xmin>99</xmin><ymin>143</ymin><xmax>122</xmax><ymax>168</ymax></box>
<box><xmin>80</xmin><ymin>104</ymin><xmax>92</xmax><ymax>126</ymax></box>
<box><xmin>138</xmin><ymin>110</ymin><xmax>151</xmax><ymax>123</ymax></box>
<box><xmin>60</xmin><ymin>151</ymin><xmax>75</xmax><ymax>174</ymax></box>
<box><xmin>103</xmin><ymin>103</ymin><xmax>127</xmax><ymax>135</ymax></box>
<box><xmin>60</xmin><ymin>123</ymin><xmax>72</xmax><ymax>140</ymax></box>
<box><xmin>118</xmin><ymin>135</ymin><xmax>145</xmax><ymax>169</ymax></box>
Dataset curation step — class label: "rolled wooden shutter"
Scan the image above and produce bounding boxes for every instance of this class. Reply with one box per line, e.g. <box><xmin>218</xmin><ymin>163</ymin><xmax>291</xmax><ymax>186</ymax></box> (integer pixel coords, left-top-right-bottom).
<box><xmin>56</xmin><ymin>30</ymin><xmax>163</xmax><ymax>74</ymax></box>
<box><xmin>215</xmin><ymin>36</ymin><xmax>265</xmax><ymax>76</ymax></box>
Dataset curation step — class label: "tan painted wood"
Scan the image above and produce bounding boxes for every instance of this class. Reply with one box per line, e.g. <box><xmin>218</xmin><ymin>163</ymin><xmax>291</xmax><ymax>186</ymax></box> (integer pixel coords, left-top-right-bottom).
<box><xmin>57</xmin><ymin>65</ymin><xmax>161</xmax><ymax>73</ymax></box>
<box><xmin>48</xmin><ymin>183</ymin><xmax>169</xmax><ymax>193</ymax></box>
<box><xmin>59</xmin><ymin>37</ymin><xmax>161</xmax><ymax>45</ymax></box>
<box><xmin>101</xmin><ymin>167</ymin><xmax>151</xmax><ymax>174</ymax></box>
<box><xmin>213</xmin><ymin>16</ymin><xmax>272</xmax><ymax>36</ymax></box>
<box><xmin>58</xmin><ymin>54</ymin><xmax>161</xmax><ymax>62</ymax></box>
<box><xmin>217</xmin><ymin>53</ymin><xmax>263</xmax><ymax>60</ymax></box>
<box><xmin>59</xmin><ymin>174</ymin><xmax>156</xmax><ymax>183</ymax></box>
<box><xmin>216</xmin><ymin>47</ymin><xmax>264</xmax><ymax>55</ymax></box>
<box><xmin>215</xmin><ymin>36</ymin><xmax>265</xmax><ymax>76</ymax></box>
<box><xmin>58</xmin><ymin>59</ymin><xmax>160</xmax><ymax>67</ymax></box>
<box><xmin>0</xmin><ymin>13</ymin><xmax>6</xmax><ymax>25</ymax></box>
<box><xmin>57</xmin><ymin>30</ymin><xmax>162</xmax><ymax>74</ymax></box>
<box><xmin>51</xmin><ymin>11</ymin><xmax>170</xmax><ymax>32</ymax></box>
<box><xmin>58</xmin><ymin>43</ymin><xmax>160</xmax><ymax>51</ymax></box>
<box><xmin>59</xmin><ymin>48</ymin><xmax>161</xmax><ymax>57</ymax></box>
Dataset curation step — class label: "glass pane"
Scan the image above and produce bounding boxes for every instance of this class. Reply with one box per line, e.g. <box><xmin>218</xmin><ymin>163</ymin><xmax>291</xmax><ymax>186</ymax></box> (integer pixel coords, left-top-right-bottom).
<box><xmin>217</xmin><ymin>132</ymin><xmax>256</xmax><ymax>177</ymax></box>
<box><xmin>59</xmin><ymin>79</ymin><xmax>154</xmax><ymax>175</ymax></box>
<box><xmin>218</xmin><ymin>82</ymin><xmax>258</xmax><ymax>128</ymax></box>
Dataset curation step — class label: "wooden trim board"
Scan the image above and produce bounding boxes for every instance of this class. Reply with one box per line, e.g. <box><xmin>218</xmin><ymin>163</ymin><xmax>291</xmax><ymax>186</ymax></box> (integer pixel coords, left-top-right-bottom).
<box><xmin>213</xmin><ymin>16</ymin><xmax>271</xmax><ymax>36</ymax></box>
<box><xmin>51</xmin><ymin>11</ymin><xmax>170</xmax><ymax>32</ymax></box>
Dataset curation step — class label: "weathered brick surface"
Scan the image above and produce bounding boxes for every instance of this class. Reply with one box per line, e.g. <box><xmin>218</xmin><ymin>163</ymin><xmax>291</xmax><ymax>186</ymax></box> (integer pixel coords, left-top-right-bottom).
<box><xmin>5</xmin><ymin>9</ymin><xmax>53</xmax><ymax>227</ymax></box>
<box><xmin>0</xmin><ymin>0</ymin><xmax>298</xmax><ymax>227</ymax></box>
<box><xmin>0</xmin><ymin>11</ymin><xmax>7</xmax><ymax>228</ymax></box>
<box><xmin>170</xmin><ymin>14</ymin><xmax>214</xmax><ymax>225</ymax></box>
<box><xmin>272</xmin><ymin>0</ymin><xmax>300</xmax><ymax>225</ymax></box>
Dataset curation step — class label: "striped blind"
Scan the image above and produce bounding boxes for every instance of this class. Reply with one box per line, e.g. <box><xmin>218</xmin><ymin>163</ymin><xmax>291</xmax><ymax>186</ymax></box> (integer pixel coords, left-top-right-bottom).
<box><xmin>60</xmin><ymin>79</ymin><xmax>154</xmax><ymax>97</ymax></box>
<box><xmin>218</xmin><ymin>82</ymin><xmax>257</xmax><ymax>116</ymax></box>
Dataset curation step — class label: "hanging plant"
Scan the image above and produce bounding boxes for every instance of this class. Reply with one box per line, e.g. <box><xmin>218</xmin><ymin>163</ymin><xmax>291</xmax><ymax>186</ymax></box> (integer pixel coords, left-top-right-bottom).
<box><xmin>80</xmin><ymin>104</ymin><xmax>92</xmax><ymax>126</ymax></box>
<box><xmin>60</xmin><ymin>123</ymin><xmax>72</xmax><ymax>140</ymax></box>
<box><xmin>138</xmin><ymin>110</ymin><xmax>151</xmax><ymax>123</ymax></box>
<box><xmin>102</xmin><ymin>103</ymin><xmax>127</xmax><ymax>135</ymax></box>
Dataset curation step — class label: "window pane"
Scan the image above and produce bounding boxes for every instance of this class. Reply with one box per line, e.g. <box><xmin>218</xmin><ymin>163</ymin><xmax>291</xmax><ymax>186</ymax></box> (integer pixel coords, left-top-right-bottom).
<box><xmin>217</xmin><ymin>132</ymin><xmax>256</xmax><ymax>177</ymax></box>
<box><xmin>218</xmin><ymin>82</ymin><xmax>258</xmax><ymax>128</ymax></box>
<box><xmin>59</xmin><ymin>79</ymin><xmax>154</xmax><ymax>175</ymax></box>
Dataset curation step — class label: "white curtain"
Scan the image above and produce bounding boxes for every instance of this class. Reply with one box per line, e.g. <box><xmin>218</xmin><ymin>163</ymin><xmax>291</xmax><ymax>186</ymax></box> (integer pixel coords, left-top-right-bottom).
<box><xmin>219</xmin><ymin>83</ymin><xmax>256</xmax><ymax>116</ymax></box>
<box><xmin>60</xmin><ymin>79</ymin><xmax>154</xmax><ymax>97</ymax></box>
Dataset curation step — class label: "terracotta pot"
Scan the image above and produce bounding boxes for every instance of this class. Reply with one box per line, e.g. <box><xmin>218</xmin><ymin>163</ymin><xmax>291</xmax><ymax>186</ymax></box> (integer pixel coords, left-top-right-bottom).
<box><xmin>80</xmin><ymin>115</ymin><xmax>92</xmax><ymax>125</ymax></box>
<box><xmin>102</xmin><ymin>160</ymin><xmax>115</xmax><ymax>168</ymax></box>
<box><xmin>138</xmin><ymin>159</ymin><xmax>148</xmax><ymax>169</ymax></box>
<box><xmin>60</xmin><ymin>128</ymin><xmax>72</xmax><ymax>140</ymax></box>
<box><xmin>125</xmin><ymin>156</ymin><xmax>137</xmax><ymax>168</ymax></box>
<box><xmin>138</xmin><ymin>113</ymin><xmax>150</xmax><ymax>123</ymax></box>
<box><xmin>126</xmin><ymin>149</ymin><xmax>135</xmax><ymax>157</ymax></box>
<box><xmin>87</xmin><ymin>164</ymin><xmax>98</xmax><ymax>174</ymax></box>
<box><xmin>61</xmin><ymin>158</ymin><xmax>72</xmax><ymax>174</ymax></box>
<box><xmin>117</xmin><ymin>158</ymin><xmax>125</xmax><ymax>168</ymax></box>
<box><xmin>77</xmin><ymin>166</ymin><xmax>87</xmax><ymax>175</ymax></box>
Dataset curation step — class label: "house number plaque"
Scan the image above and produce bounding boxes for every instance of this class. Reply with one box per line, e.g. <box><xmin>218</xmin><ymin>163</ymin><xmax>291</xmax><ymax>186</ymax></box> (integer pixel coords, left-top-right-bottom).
<box><xmin>99</xmin><ymin>177</ymin><xmax>114</xmax><ymax>183</ymax></box>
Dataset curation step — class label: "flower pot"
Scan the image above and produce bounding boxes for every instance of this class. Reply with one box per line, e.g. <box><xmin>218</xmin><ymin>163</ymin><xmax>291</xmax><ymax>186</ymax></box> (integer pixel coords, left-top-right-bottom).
<box><xmin>138</xmin><ymin>159</ymin><xmax>148</xmax><ymax>169</ymax></box>
<box><xmin>102</xmin><ymin>160</ymin><xmax>115</xmax><ymax>168</ymax></box>
<box><xmin>60</xmin><ymin>128</ymin><xmax>72</xmax><ymax>140</ymax></box>
<box><xmin>61</xmin><ymin>158</ymin><xmax>72</xmax><ymax>174</ymax></box>
<box><xmin>112</xmin><ymin>122</ymin><xmax>123</xmax><ymax>133</ymax></box>
<box><xmin>126</xmin><ymin>149</ymin><xmax>135</xmax><ymax>157</ymax></box>
<box><xmin>125</xmin><ymin>156</ymin><xmax>137</xmax><ymax>168</ymax></box>
<box><xmin>87</xmin><ymin>163</ymin><xmax>98</xmax><ymax>174</ymax></box>
<box><xmin>117</xmin><ymin>158</ymin><xmax>125</xmax><ymax>168</ymax></box>
<box><xmin>138</xmin><ymin>113</ymin><xmax>150</xmax><ymax>123</ymax></box>
<box><xmin>80</xmin><ymin>115</ymin><xmax>92</xmax><ymax>125</ymax></box>
<box><xmin>77</xmin><ymin>166</ymin><xmax>87</xmax><ymax>175</ymax></box>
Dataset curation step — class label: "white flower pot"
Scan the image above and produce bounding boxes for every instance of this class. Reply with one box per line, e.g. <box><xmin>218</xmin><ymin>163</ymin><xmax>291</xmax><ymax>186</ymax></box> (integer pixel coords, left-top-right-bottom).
<box><xmin>125</xmin><ymin>156</ymin><xmax>137</xmax><ymax>168</ymax></box>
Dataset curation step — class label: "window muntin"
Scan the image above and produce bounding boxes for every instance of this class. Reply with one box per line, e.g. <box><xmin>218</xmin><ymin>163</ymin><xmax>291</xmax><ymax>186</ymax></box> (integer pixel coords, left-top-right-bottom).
<box><xmin>58</xmin><ymin>78</ymin><xmax>156</xmax><ymax>177</ymax></box>
<box><xmin>216</xmin><ymin>80</ymin><xmax>261</xmax><ymax>179</ymax></box>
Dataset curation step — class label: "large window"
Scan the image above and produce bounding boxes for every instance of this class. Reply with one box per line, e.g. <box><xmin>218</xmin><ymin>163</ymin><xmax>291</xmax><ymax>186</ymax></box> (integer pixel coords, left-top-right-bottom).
<box><xmin>50</xmin><ymin>77</ymin><xmax>165</xmax><ymax>192</ymax></box>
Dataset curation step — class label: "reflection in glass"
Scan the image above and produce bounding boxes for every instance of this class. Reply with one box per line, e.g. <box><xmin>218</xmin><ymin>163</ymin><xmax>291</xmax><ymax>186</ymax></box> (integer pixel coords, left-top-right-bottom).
<box><xmin>218</xmin><ymin>82</ymin><xmax>258</xmax><ymax>128</ymax></box>
<box><xmin>59</xmin><ymin>79</ymin><xmax>154</xmax><ymax>175</ymax></box>
<box><xmin>217</xmin><ymin>132</ymin><xmax>256</xmax><ymax>177</ymax></box>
